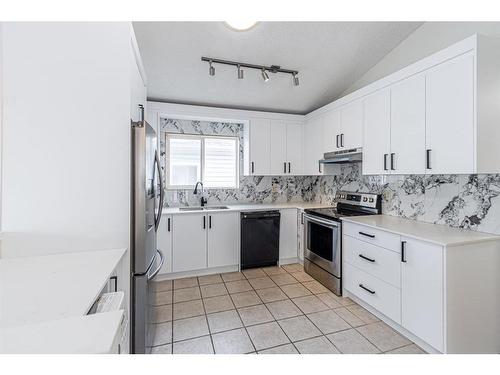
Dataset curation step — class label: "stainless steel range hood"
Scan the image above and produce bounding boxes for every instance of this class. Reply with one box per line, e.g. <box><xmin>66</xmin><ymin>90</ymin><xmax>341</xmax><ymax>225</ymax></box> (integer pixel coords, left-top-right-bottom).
<box><xmin>319</xmin><ymin>148</ymin><xmax>363</xmax><ymax>164</ymax></box>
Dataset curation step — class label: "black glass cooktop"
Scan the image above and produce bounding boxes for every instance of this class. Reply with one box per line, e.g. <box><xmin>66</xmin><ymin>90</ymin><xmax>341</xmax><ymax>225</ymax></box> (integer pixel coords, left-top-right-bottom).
<box><xmin>304</xmin><ymin>207</ymin><xmax>372</xmax><ymax>221</ymax></box>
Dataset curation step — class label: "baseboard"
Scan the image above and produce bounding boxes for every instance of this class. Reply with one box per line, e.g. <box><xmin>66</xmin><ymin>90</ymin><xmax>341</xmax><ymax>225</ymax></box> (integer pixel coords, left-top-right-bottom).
<box><xmin>279</xmin><ymin>257</ymin><xmax>299</xmax><ymax>265</ymax></box>
<box><xmin>155</xmin><ymin>265</ymin><xmax>239</xmax><ymax>281</ymax></box>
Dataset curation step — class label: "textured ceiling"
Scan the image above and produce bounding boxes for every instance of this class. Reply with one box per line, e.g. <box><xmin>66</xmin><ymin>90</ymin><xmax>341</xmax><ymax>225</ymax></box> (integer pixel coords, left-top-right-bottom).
<box><xmin>133</xmin><ymin>22</ymin><xmax>422</xmax><ymax>114</ymax></box>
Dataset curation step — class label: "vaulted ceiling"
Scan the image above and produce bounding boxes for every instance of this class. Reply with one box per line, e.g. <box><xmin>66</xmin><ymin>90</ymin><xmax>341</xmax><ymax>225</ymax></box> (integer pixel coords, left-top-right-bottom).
<box><xmin>133</xmin><ymin>22</ymin><xmax>422</xmax><ymax>114</ymax></box>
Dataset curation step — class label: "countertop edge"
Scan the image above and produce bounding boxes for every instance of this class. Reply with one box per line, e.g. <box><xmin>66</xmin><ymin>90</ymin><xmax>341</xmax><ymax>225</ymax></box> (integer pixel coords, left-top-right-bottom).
<box><xmin>340</xmin><ymin>216</ymin><xmax>500</xmax><ymax>247</ymax></box>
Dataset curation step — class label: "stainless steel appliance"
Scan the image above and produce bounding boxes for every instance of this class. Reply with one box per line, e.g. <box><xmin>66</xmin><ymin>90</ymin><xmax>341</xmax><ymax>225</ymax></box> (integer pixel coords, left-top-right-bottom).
<box><xmin>131</xmin><ymin>113</ymin><xmax>164</xmax><ymax>354</ymax></box>
<box><xmin>319</xmin><ymin>148</ymin><xmax>363</xmax><ymax>164</ymax></box>
<box><xmin>303</xmin><ymin>191</ymin><xmax>381</xmax><ymax>296</ymax></box>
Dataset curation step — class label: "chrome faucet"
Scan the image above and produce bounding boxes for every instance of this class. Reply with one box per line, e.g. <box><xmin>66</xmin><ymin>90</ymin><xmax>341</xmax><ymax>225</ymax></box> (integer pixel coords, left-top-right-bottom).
<box><xmin>193</xmin><ymin>181</ymin><xmax>207</xmax><ymax>207</ymax></box>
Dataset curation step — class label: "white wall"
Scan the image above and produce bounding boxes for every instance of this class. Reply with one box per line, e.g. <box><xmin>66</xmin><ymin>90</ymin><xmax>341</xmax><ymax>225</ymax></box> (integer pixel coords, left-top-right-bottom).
<box><xmin>1</xmin><ymin>23</ymin><xmax>131</xmax><ymax>257</ymax></box>
<box><xmin>343</xmin><ymin>22</ymin><xmax>500</xmax><ymax>95</ymax></box>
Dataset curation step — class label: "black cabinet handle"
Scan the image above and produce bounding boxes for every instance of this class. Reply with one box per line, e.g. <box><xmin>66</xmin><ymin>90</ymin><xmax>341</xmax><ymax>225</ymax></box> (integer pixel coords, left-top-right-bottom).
<box><xmin>359</xmin><ymin>284</ymin><xmax>375</xmax><ymax>294</ymax></box>
<box><xmin>251</xmin><ymin>161</ymin><xmax>254</xmax><ymax>174</ymax></box>
<box><xmin>336</xmin><ymin>134</ymin><xmax>340</xmax><ymax>148</ymax></box>
<box><xmin>359</xmin><ymin>254</ymin><xmax>375</xmax><ymax>263</ymax></box>
<box><xmin>340</xmin><ymin>133</ymin><xmax>344</xmax><ymax>147</ymax></box>
<box><xmin>203</xmin><ymin>216</ymin><xmax>206</xmax><ymax>229</ymax></box>
<box><xmin>167</xmin><ymin>218</ymin><xmax>171</xmax><ymax>232</ymax></box>
<box><xmin>401</xmin><ymin>241</ymin><xmax>407</xmax><ymax>263</ymax></box>
<box><xmin>359</xmin><ymin>231</ymin><xmax>375</xmax><ymax>238</ymax></box>
<box><xmin>383</xmin><ymin>154</ymin><xmax>388</xmax><ymax>171</ymax></box>
<box><xmin>288</xmin><ymin>162</ymin><xmax>291</xmax><ymax>174</ymax></box>
<box><xmin>426</xmin><ymin>149</ymin><xmax>431</xmax><ymax>169</ymax></box>
<box><xmin>390</xmin><ymin>153</ymin><xmax>395</xmax><ymax>170</ymax></box>
<box><xmin>301</xmin><ymin>212</ymin><xmax>304</xmax><ymax>225</ymax></box>
<box><xmin>318</xmin><ymin>162</ymin><xmax>322</xmax><ymax>174</ymax></box>
<box><xmin>283</xmin><ymin>162</ymin><xmax>286</xmax><ymax>173</ymax></box>
<box><xmin>209</xmin><ymin>215</ymin><xmax>212</xmax><ymax>229</ymax></box>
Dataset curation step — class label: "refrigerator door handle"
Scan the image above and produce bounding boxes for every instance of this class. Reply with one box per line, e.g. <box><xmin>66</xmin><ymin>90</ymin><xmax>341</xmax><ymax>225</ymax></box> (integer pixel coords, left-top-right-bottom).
<box><xmin>148</xmin><ymin>249</ymin><xmax>164</xmax><ymax>281</ymax></box>
<box><xmin>154</xmin><ymin>150</ymin><xmax>164</xmax><ymax>231</ymax></box>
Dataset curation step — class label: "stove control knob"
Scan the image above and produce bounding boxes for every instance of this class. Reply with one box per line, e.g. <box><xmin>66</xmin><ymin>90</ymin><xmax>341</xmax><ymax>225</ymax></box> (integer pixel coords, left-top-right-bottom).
<box><xmin>363</xmin><ymin>197</ymin><xmax>368</xmax><ymax>202</ymax></box>
<box><xmin>369</xmin><ymin>198</ymin><xmax>374</xmax><ymax>203</ymax></box>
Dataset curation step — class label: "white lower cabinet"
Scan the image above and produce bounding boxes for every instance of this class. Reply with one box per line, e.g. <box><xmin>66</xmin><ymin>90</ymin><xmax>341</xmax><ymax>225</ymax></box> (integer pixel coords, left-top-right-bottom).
<box><xmin>207</xmin><ymin>211</ymin><xmax>239</xmax><ymax>268</ymax></box>
<box><xmin>401</xmin><ymin>237</ymin><xmax>444</xmax><ymax>352</ymax></box>
<box><xmin>172</xmin><ymin>213</ymin><xmax>207</xmax><ymax>273</ymax></box>
<box><xmin>343</xmin><ymin>220</ymin><xmax>500</xmax><ymax>353</ymax></box>
<box><xmin>279</xmin><ymin>209</ymin><xmax>298</xmax><ymax>262</ymax></box>
<box><xmin>157</xmin><ymin>215</ymin><xmax>173</xmax><ymax>274</ymax></box>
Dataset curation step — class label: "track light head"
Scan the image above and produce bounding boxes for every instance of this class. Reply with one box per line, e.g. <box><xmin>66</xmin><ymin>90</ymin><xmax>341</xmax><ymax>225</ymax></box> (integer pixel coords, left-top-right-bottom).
<box><xmin>209</xmin><ymin>60</ymin><xmax>215</xmax><ymax>76</ymax></box>
<box><xmin>261</xmin><ymin>68</ymin><xmax>269</xmax><ymax>82</ymax></box>
<box><xmin>237</xmin><ymin>65</ymin><xmax>244</xmax><ymax>79</ymax></box>
<box><xmin>293</xmin><ymin>73</ymin><xmax>299</xmax><ymax>86</ymax></box>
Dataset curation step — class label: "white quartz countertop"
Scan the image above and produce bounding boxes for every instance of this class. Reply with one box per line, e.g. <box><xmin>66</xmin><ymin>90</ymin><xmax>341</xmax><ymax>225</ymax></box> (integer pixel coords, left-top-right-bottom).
<box><xmin>162</xmin><ymin>202</ymin><xmax>332</xmax><ymax>215</ymax></box>
<box><xmin>0</xmin><ymin>248</ymin><xmax>126</xmax><ymax>328</ymax></box>
<box><xmin>341</xmin><ymin>215</ymin><xmax>500</xmax><ymax>247</ymax></box>
<box><xmin>0</xmin><ymin>310</ymin><xmax>124</xmax><ymax>354</ymax></box>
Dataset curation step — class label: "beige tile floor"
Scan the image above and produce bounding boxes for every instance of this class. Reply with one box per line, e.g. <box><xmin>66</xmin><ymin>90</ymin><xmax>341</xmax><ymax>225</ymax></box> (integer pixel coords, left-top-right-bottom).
<box><xmin>150</xmin><ymin>264</ymin><xmax>426</xmax><ymax>354</ymax></box>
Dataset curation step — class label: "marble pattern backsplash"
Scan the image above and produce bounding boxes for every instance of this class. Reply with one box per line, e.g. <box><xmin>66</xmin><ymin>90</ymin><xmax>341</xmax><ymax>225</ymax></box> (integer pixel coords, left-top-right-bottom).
<box><xmin>160</xmin><ymin>118</ymin><xmax>500</xmax><ymax>236</ymax></box>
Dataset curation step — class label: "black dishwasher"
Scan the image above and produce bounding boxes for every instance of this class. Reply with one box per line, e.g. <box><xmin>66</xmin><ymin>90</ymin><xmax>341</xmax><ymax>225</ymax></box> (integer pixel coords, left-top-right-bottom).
<box><xmin>240</xmin><ymin>211</ymin><xmax>280</xmax><ymax>269</ymax></box>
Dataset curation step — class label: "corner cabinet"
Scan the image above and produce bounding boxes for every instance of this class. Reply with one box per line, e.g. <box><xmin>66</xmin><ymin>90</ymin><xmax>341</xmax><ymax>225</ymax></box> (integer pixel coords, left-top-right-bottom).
<box><xmin>361</xmin><ymin>35</ymin><xmax>500</xmax><ymax>175</ymax></box>
<box><xmin>343</xmin><ymin>220</ymin><xmax>500</xmax><ymax>353</ymax></box>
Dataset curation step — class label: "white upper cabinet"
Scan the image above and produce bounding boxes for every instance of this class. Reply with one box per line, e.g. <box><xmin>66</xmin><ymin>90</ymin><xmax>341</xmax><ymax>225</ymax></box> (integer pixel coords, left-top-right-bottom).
<box><xmin>425</xmin><ymin>54</ymin><xmax>474</xmax><ymax>174</ymax></box>
<box><xmin>322</xmin><ymin>110</ymin><xmax>341</xmax><ymax>152</ymax></box>
<box><xmin>270</xmin><ymin>120</ymin><xmax>287</xmax><ymax>175</ymax></box>
<box><xmin>303</xmin><ymin>116</ymin><xmax>324</xmax><ymax>175</ymax></box>
<box><xmin>391</xmin><ymin>74</ymin><xmax>426</xmax><ymax>174</ymax></box>
<box><xmin>363</xmin><ymin>89</ymin><xmax>391</xmax><ymax>175</ymax></box>
<box><xmin>285</xmin><ymin>121</ymin><xmax>303</xmax><ymax>175</ymax></box>
<box><xmin>248</xmin><ymin>118</ymin><xmax>271</xmax><ymax>175</ymax></box>
<box><xmin>340</xmin><ymin>101</ymin><xmax>364</xmax><ymax>150</ymax></box>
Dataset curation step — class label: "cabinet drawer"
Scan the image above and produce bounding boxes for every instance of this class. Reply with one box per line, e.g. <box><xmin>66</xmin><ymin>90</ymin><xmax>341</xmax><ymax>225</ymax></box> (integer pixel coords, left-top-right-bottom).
<box><xmin>343</xmin><ymin>222</ymin><xmax>400</xmax><ymax>252</ymax></box>
<box><xmin>343</xmin><ymin>235</ymin><xmax>401</xmax><ymax>288</ymax></box>
<box><xmin>344</xmin><ymin>263</ymin><xmax>401</xmax><ymax>324</ymax></box>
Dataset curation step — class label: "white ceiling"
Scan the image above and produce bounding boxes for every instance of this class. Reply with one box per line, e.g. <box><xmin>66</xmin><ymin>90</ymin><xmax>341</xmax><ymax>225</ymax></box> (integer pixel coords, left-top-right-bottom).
<box><xmin>133</xmin><ymin>22</ymin><xmax>422</xmax><ymax>115</ymax></box>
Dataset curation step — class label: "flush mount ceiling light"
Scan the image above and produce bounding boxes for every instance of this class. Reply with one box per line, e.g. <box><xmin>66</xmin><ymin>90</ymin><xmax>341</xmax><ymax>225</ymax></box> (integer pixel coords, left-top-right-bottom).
<box><xmin>201</xmin><ymin>57</ymin><xmax>299</xmax><ymax>86</ymax></box>
<box><xmin>224</xmin><ymin>21</ymin><xmax>258</xmax><ymax>31</ymax></box>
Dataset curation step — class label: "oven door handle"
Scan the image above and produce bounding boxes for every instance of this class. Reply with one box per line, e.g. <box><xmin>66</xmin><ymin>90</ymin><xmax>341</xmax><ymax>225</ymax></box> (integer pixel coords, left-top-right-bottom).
<box><xmin>304</xmin><ymin>214</ymin><xmax>339</xmax><ymax>228</ymax></box>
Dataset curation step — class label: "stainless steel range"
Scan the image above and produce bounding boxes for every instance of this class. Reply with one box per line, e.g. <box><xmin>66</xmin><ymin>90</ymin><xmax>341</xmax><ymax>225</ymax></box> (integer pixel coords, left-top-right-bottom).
<box><xmin>303</xmin><ymin>191</ymin><xmax>381</xmax><ymax>296</ymax></box>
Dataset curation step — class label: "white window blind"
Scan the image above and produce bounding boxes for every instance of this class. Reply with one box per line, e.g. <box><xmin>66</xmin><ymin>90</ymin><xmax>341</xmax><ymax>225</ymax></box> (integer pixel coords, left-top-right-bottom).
<box><xmin>166</xmin><ymin>134</ymin><xmax>239</xmax><ymax>189</ymax></box>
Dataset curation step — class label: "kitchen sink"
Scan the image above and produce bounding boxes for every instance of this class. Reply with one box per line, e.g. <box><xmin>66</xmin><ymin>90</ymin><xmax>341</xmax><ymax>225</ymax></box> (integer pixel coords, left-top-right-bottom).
<box><xmin>178</xmin><ymin>206</ymin><xmax>229</xmax><ymax>211</ymax></box>
<box><xmin>179</xmin><ymin>206</ymin><xmax>204</xmax><ymax>211</ymax></box>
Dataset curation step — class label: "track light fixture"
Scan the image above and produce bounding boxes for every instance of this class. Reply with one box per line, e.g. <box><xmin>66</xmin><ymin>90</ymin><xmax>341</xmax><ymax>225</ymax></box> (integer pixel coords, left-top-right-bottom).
<box><xmin>201</xmin><ymin>57</ymin><xmax>299</xmax><ymax>86</ymax></box>
<box><xmin>261</xmin><ymin>68</ymin><xmax>270</xmax><ymax>82</ymax></box>
<box><xmin>209</xmin><ymin>60</ymin><xmax>215</xmax><ymax>76</ymax></box>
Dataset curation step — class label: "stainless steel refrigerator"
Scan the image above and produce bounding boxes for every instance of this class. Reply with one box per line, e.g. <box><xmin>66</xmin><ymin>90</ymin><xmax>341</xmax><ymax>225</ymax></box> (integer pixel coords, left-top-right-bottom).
<box><xmin>131</xmin><ymin>113</ymin><xmax>164</xmax><ymax>354</ymax></box>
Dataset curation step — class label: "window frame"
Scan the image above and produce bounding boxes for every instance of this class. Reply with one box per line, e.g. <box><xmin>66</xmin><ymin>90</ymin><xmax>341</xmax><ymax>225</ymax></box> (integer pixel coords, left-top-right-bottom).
<box><xmin>165</xmin><ymin>133</ymin><xmax>240</xmax><ymax>190</ymax></box>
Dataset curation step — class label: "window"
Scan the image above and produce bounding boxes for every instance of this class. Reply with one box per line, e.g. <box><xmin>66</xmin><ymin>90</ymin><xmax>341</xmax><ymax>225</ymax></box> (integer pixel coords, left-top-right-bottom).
<box><xmin>166</xmin><ymin>134</ymin><xmax>239</xmax><ymax>189</ymax></box>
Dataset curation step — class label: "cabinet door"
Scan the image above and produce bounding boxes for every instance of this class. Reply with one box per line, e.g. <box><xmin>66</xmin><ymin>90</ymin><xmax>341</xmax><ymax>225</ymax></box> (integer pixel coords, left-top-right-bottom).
<box><xmin>363</xmin><ymin>89</ymin><xmax>391</xmax><ymax>175</ymax></box>
<box><xmin>391</xmin><ymin>74</ymin><xmax>426</xmax><ymax>174</ymax></box>
<box><xmin>172</xmin><ymin>213</ymin><xmax>207</xmax><ymax>273</ymax></box>
<box><xmin>340</xmin><ymin>101</ymin><xmax>364</xmax><ymax>149</ymax></box>
<box><xmin>304</xmin><ymin>117</ymin><xmax>324</xmax><ymax>175</ymax></box>
<box><xmin>130</xmin><ymin>50</ymin><xmax>147</xmax><ymax>122</ymax></box>
<box><xmin>322</xmin><ymin>110</ymin><xmax>341</xmax><ymax>152</ymax></box>
<box><xmin>425</xmin><ymin>54</ymin><xmax>475</xmax><ymax>174</ymax></box>
<box><xmin>207</xmin><ymin>211</ymin><xmax>239</xmax><ymax>268</ymax></box>
<box><xmin>285</xmin><ymin>121</ymin><xmax>303</xmax><ymax>175</ymax></box>
<box><xmin>401</xmin><ymin>237</ymin><xmax>444</xmax><ymax>351</ymax></box>
<box><xmin>279</xmin><ymin>209</ymin><xmax>298</xmax><ymax>261</ymax></box>
<box><xmin>249</xmin><ymin>118</ymin><xmax>271</xmax><ymax>175</ymax></box>
<box><xmin>157</xmin><ymin>215</ymin><xmax>173</xmax><ymax>274</ymax></box>
<box><xmin>270</xmin><ymin>120</ymin><xmax>287</xmax><ymax>175</ymax></box>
